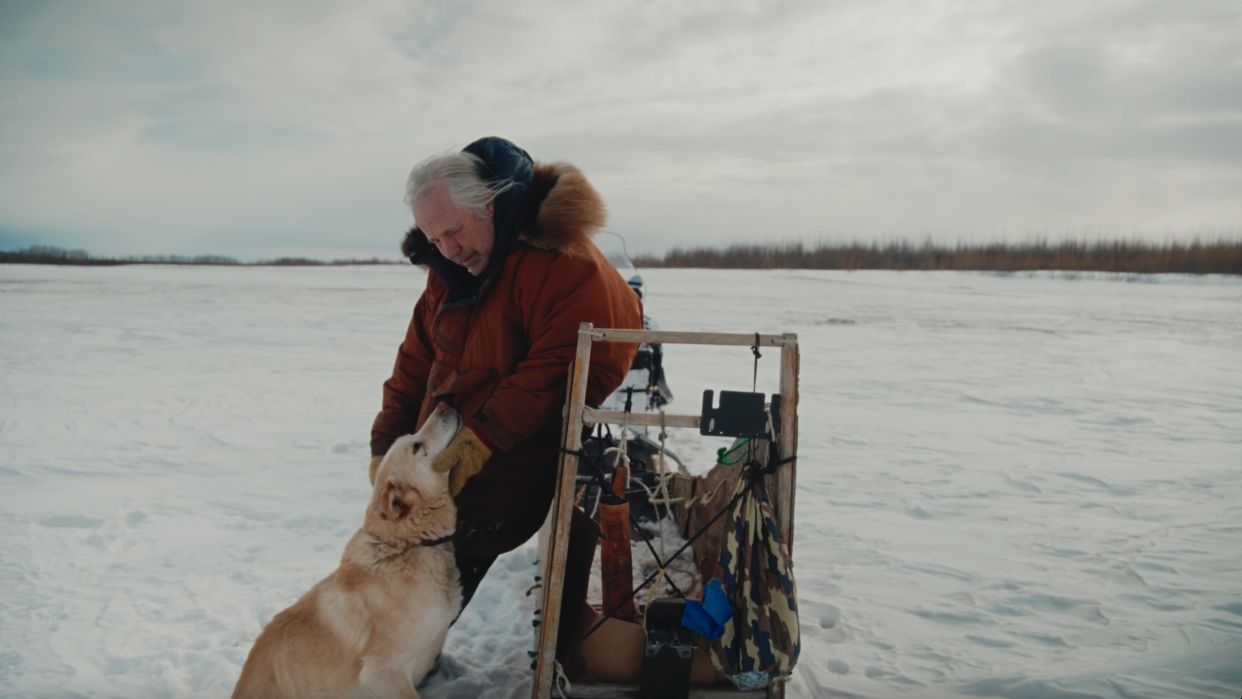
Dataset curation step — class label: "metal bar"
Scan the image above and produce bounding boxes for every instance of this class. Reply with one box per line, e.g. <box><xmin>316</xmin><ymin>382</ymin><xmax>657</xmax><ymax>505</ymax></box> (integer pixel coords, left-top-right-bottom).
<box><xmin>582</xmin><ymin>408</ymin><xmax>701</xmax><ymax>429</ymax></box>
<box><xmin>590</xmin><ymin>329</ymin><xmax>795</xmax><ymax>347</ymax></box>
<box><xmin>532</xmin><ymin>323</ymin><xmax>596</xmax><ymax>699</ymax></box>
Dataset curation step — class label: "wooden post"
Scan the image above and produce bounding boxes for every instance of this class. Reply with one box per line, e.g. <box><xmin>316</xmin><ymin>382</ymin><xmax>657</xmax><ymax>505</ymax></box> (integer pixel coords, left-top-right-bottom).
<box><xmin>776</xmin><ymin>333</ymin><xmax>799</xmax><ymax>552</ymax></box>
<box><xmin>765</xmin><ymin>334</ymin><xmax>799</xmax><ymax>699</ymax></box>
<box><xmin>532</xmin><ymin>323</ymin><xmax>595</xmax><ymax>699</ymax></box>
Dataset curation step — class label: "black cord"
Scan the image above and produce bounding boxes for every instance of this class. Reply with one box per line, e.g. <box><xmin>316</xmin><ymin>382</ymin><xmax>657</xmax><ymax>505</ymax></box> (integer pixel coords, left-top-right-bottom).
<box><xmin>562</xmin><ymin>438</ymin><xmax>797</xmax><ymax>649</ymax></box>
<box><xmin>751</xmin><ymin>333</ymin><xmax>762</xmax><ymax>392</ymax></box>
<box><xmin>566</xmin><ymin>447</ymin><xmax>686</xmax><ymax>599</ymax></box>
<box><xmin>626</xmin><ymin>507</ymin><xmax>686</xmax><ymax>600</ymax></box>
<box><xmin>576</xmin><ymin>446</ymin><xmax>797</xmax><ymax>647</ymax></box>
<box><xmin>562</xmin><ymin>447</ymin><xmax>625</xmax><ymax>507</ymax></box>
<box><xmin>575</xmin><ymin>480</ymin><xmax>749</xmax><ymax>648</ymax></box>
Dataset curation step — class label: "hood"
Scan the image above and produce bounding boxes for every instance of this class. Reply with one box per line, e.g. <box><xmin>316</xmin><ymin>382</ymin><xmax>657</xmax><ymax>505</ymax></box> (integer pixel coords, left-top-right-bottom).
<box><xmin>402</xmin><ymin>150</ymin><xmax>607</xmax><ymax>298</ymax></box>
<box><xmin>405</xmin><ymin>137</ymin><xmax>534</xmax><ymax>294</ymax></box>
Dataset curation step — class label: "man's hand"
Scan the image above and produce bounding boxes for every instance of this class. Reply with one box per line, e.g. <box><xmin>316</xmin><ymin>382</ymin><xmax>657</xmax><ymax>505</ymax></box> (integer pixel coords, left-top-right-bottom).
<box><xmin>369</xmin><ymin>455</ymin><xmax>384</xmax><ymax>486</ymax></box>
<box><xmin>433</xmin><ymin>427</ymin><xmax>493</xmax><ymax>496</ymax></box>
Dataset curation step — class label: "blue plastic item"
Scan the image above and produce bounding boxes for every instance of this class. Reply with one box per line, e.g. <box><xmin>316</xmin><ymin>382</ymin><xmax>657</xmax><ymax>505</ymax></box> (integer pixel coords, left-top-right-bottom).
<box><xmin>681</xmin><ymin>578</ymin><xmax>733</xmax><ymax>641</ymax></box>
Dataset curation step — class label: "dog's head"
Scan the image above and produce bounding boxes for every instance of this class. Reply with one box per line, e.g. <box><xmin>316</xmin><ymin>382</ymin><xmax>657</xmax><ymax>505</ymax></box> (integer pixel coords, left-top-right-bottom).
<box><xmin>365</xmin><ymin>403</ymin><xmax>461</xmax><ymax>543</ymax></box>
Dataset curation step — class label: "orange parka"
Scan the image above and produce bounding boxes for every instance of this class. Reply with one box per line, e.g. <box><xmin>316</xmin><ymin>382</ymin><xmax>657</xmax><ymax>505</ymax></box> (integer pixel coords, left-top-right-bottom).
<box><xmin>372</xmin><ymin>162</ymin><xmax>642</xmax><ymax>557</ymax></box>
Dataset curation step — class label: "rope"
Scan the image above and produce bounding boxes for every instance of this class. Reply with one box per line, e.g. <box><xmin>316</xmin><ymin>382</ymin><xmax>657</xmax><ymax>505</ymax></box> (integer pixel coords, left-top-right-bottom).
<box><xmin>574</xmin><ymin>445</ymin><xmax>789</xmax><ymax>646</ymax></box>
<box><xmin>658</xmin><ymin>410</ymin><xmax>668</xmax><ymax>474</ymax></box>
<box><xmin>631</xmin><ymin>475</ymin><xmax>658</xmax><ymax>506</ymax></box>
<box><xmin>560</xmin><ymin>373</ymin><xmax>799</xmax><ymax>652</ymax></box>
<box><xmin>675</xmin><ymin>475</ymin><xmax>728</xmax><ymax>509</ymax></box>
<box><xmin>606</xmin><ymin>390</ymin><xmax>681</xmax><ymax>598</ymax></box>
<box><xmin>579</xmin><ymin>439</ymin><xmax>686</xmax><ymax>605</ymax></box>
<box><xmin>553</xmin><ymin>659</ymin><xmax>572</xmax><ymax>699</ymax></box>
<box><xmin>599</xmin><ymin>411</ymin><xmax>631</xmax><ymax>519</ymax></box>
<box><xmin>574</xmin><ymin>476</ymin><xmax>750</xmax><ymax>648</ymax></box>
<box><xmin>562</xmin><ymin>443</ymin><xmax>624</xmax><ymax>519</ymax></box>
<box><xmin>626</xmin><ymin>497</ymin><xmax>686</xmax><ymax>600</ymax></box>
<box><xmin>653</xmin><ymin>411</ymin><xmax>673</xmax><ymax>559</ymax></box>
<box><xmin>611</xmin><ymin>388</ymin><xmax>634</xmax><ymax>499</ymax></box>
<box><xmin>717</xmin><ymin>438</ymin><xmax>751</xmax><ymax>465</ymax></box>
<box><xmin>640</xmin><ymin>566</ymin><xmax>671</xmax><ymax>637</ymax></box>
<box><xmin>588</xmin><ymin>427</ymin><xmax>604</xmax><ymax>519</ymax></box>
<box><xmin>629</xmin><ymin>474</ymin><xmax>723</xmax><ymax>509</ymax></box>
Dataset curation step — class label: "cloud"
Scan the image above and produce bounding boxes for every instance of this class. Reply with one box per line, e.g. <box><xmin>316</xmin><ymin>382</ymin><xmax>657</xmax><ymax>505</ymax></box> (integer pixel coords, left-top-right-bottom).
<box><xmin>0</xmin><ymin>0</ymin><xmax>1239</xmax><ymax>258</ymax></box>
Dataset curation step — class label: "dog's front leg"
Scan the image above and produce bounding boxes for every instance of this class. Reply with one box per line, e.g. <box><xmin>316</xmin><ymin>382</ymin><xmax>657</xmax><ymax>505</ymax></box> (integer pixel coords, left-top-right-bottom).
<box><xmin>358</xmin><ymin>664</ymin><xmax>420</xmax><ymax>699</ymax></box>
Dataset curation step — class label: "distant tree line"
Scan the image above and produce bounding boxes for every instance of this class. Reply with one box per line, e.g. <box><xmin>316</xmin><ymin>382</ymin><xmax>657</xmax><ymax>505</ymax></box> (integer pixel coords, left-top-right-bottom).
<box><xmin>631</xmin><ymin>239</ymin><xmax>1242</xmax><ymax>275</ymax></box>
<box><xmin>0</xmin><ymin>246</ymin><xmax>400</xmax><ymax>267</ymax></box>
<box><xmin>7</xmin><ymin>240</ymin><xmax>1241</xmax><ymax>275</ymax></box>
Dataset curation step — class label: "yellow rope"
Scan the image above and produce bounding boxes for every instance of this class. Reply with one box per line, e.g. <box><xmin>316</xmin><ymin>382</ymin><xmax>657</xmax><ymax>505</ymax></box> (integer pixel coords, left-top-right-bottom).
<box><xmin>646</xmin><ymin>473</ymin><xmax>727</xmax><ymax>508</ymax></box>
<box><xmin>640</xmin><ymin>566</ymin><xmax>671</xmax><ymax>635</ymax></box>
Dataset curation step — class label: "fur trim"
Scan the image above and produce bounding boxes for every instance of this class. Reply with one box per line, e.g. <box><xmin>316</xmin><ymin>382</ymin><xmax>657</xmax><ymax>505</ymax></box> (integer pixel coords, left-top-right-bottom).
<box><xmin>400</xmin><ymin>161</ymin><xmax>606</xmax><ymax>262</ymax></box>
<box><xmin>515</xmin><ymin>161</ymin><xmax>607</xmax><ymax>259</ymax></box>
<box><xmin>402</xmin><ymin>226</ymin><xmax>429</xmax><ymax>260</ymax></box>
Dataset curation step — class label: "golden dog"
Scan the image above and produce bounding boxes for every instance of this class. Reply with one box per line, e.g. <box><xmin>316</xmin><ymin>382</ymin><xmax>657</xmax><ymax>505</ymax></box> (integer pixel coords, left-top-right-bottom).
<box><xmin>233</xmin><ymin>404</ymin><xmax>463</xmax><ymax>699</ymax></box>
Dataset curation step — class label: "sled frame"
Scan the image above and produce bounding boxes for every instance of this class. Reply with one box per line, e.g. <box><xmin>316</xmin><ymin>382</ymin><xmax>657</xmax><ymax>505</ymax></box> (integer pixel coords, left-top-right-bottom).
<box><xmin>533</xmin><ymin>324</ymin><xmax>800</xmax><ymax>699</ymax></box>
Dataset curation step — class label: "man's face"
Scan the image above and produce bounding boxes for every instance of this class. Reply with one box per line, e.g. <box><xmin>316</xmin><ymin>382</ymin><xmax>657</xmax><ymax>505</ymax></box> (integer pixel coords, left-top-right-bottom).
<box><xmin>414</xmin><ymin>184</ymin><xmax>495</xmax><ymax>276</ymax></box>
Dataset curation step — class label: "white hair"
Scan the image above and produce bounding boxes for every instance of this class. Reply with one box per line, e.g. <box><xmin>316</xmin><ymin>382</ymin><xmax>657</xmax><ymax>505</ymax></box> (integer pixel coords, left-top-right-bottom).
<box><xmin>405</xmin><ymin>151</ymin><xmax>516</xmax><ymax>218</ymax></box>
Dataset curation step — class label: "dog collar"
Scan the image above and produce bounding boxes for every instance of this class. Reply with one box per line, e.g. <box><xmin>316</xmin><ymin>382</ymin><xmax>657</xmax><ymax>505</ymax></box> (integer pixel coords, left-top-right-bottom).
<box><xmin>414</xmin><ymin>532</ymin><xmax>455</xmax><ymax>547</ymax></box>
<box><xmin>369</xmin><ymin>531</ymin><xmax>456</xmax><ymax>562</ymax></box>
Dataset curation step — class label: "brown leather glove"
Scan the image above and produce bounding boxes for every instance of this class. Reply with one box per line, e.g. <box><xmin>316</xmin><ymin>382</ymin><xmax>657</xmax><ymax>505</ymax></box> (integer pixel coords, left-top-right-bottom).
<box><xmin>368</xmin><ymin>455</ymin><xmax>384</xmax><ymax>486</ymax></box>
<box><xmin>432</xmin><ymin>426</ymin><xmax>493</xmax><ymax>497</ymax></box>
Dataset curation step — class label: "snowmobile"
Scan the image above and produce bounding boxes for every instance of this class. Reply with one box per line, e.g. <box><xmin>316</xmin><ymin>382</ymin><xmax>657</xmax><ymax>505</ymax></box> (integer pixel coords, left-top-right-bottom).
<box><xmin>580</xmin><ymin>245</ymin><xmax>682</xmax><ymax>525</ymax></box>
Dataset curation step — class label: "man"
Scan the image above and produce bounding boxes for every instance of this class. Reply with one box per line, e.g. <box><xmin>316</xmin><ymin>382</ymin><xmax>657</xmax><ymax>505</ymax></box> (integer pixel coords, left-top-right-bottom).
<box><xmin>370</xmin><ymin>137</ymin><xmax>642</xmax><ymax>611</ymax></box>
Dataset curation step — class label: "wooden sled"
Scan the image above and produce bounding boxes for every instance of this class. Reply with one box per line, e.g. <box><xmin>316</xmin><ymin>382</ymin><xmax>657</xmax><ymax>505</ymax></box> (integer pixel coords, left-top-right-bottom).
<box><xmin>532</xmin><ymin>324</ymin><xmax>800</xmax><ymax>699</ymax></box>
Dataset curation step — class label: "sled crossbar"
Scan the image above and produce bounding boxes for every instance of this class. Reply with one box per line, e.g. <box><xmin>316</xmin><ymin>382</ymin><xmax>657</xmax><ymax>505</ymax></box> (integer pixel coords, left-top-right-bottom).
<box><xmin>588</xmin><ymin>329</ymin><xmax>794</xmax><ymax>347</ymax></box>
<box><xmin>582</xmin><ymin>408</ymin><xmax>701</xmax><ymax>429</ymax></box>
<box><xmin>533</xmin><ymin>325</ymin><xmax>799</xmax><ymax>699</ymax></box>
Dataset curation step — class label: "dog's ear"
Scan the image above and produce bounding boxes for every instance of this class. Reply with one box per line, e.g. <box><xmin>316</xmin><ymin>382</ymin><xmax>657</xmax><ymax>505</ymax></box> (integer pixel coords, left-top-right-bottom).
<box><xmin>380</xmin><ymin>480</ymin><xmax>412</xmax><ymax>521</ymax></box>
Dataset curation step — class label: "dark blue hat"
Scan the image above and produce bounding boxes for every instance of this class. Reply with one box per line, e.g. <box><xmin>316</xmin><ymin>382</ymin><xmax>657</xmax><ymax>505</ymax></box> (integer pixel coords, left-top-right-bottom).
<box><xmin>461</xmin><ymin>136</ymin><xmax>534</xmax><ymax>256</ymax></box>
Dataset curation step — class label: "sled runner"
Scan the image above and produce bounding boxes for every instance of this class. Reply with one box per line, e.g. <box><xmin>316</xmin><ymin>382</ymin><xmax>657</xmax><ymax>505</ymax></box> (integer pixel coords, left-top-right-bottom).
<box><xmin>531</xmin><ymin>324</ymin><xmax>800</xmax><ymax>699</ymax></box>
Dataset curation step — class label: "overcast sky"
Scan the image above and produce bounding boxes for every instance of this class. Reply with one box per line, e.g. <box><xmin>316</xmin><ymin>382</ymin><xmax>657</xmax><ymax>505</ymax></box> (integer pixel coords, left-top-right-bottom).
<box><xmin>1</xmin><ymin>0</ymin><xmax>1240</xmax><ymax>259</ymax></box>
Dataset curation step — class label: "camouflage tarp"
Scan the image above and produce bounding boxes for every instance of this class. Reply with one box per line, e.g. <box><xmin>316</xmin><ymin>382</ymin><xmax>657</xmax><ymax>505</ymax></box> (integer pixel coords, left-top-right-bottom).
<box><xmin>709</xmin><ymin>465</ymin><xmax>800</xmax><ymax>690</ymax></box>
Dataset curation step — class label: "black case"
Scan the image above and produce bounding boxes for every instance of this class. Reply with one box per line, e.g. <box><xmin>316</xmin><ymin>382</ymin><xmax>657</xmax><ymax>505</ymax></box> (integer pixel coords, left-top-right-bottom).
<box><xmin>640</xmin><ymin>598</ymin><xmax>698</xmax><ymax>699</ymax></box>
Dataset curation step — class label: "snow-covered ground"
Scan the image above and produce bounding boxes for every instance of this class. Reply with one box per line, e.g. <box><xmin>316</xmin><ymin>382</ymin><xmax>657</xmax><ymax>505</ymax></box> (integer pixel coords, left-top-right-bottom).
<box><xmin>1</xmin><ymin>264</ymin><xmax>1240</xmax><ymax>699</ymax></box>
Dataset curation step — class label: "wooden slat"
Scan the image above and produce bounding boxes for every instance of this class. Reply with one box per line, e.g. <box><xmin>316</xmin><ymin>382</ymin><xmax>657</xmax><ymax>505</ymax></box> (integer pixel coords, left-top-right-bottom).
<box><xmin>591</xmin><ymin>329</ymin><xmax>795</xmax><ymax>347</ymax></box>
<box><xmin>582</xmin><ymin>408</ymin><xmax>701</xmax><ymax>429</ymax></box>
<box><xmin>566</xmin><ymin>684</ymin><xmax>769</xmax><ymax>698</ymax></box>
<box><xmin>770</xmin><ymin>334</ymin><xmax>799</xmax><ymax>699</ymax></box>
<box><xmin>532</xmin><ymin>323</ymin><xmax>596</xmax><ymax>699</ymax></box>
<box><xmin>533</xmin><ymin>361</ymin><xmax>576</xmax><ymax>637</ymax></box>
